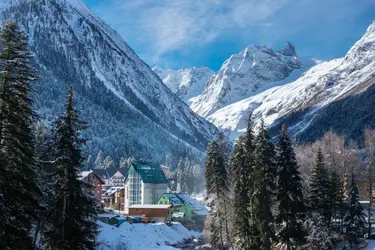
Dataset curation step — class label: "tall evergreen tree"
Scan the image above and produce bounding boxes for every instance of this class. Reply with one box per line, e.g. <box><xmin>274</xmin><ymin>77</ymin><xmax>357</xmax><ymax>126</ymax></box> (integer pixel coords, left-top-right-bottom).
<box><xmin>204</xmin><ymin>140</ymin><xmax>230</xmax><ymax>249</ymax></box>
<box><xmin>343</xmin><ymin>171</ymin><xmax>366</xmax><ymax>243</ymax></box>
<box><xmin>253</xmin><ymin>120</ymin><xmax>277</xmax><ymax>249</ymax></box>
<box><xmin>275</xmin><ymin>125</ymin><xmax>305</xmax><ymax>250</ymax></box>
<box><xmin>0</xmin><ymin>21</ymin><xmax>41</xmax><ymax>249</ymax></box>
<box><xmin>230</xmin><ymin>136</ymin><xmax>253</xmax><ymax>249</ymax></box>
<box><xmin>42</xmin><ymin>86</ymin><xmax>97</xmax><ymax>250</ymax></box>
<box><xmin>308</xmin><ymin>148</ymin><xmax>332</xmax><ymax>224</ymax></box>
<box><xmin>230</xmin><ymin>116</ymin><xmax>263</xmax><ymax>249</ymax></box>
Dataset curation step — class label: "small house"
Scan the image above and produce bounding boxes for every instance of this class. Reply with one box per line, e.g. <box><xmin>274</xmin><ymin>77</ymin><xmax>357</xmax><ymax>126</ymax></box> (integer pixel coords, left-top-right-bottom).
<box><xmin>157</xmin><ymin>193</ymin><xmax>209</xmax><ymax>223</ymax></box>
<box><xmin>128</xmin><ymin>204</ymin><xmax>171</xmax><ymax>222</ymax></box>
<box><xmin>124</xmin><ymin>161</ymin><xmax>169</xmax><ymax>213</ymax></box>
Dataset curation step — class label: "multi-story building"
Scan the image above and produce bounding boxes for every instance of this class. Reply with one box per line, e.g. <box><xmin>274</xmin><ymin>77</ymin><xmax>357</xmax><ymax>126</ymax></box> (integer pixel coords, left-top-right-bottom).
<box><xmin>124</xmin><ymin>161</ymin><xmax>169</xmax><ymax>213</ymax></box>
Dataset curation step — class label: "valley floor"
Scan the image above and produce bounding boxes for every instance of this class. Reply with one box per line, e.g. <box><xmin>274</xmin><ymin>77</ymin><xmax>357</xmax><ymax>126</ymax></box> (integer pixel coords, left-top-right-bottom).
<box><xmin>96</xmin><ymin>221</ymin><xmax>199</xmax><ymax>250</ymax></box>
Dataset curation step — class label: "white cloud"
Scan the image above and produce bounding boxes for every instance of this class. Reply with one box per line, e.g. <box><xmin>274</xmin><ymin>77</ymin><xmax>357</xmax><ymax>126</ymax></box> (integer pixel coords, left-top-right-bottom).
<box><xmin>92</xmin><ymin>0</ymin><xmax>289</xmax><ymax>60</ymax></box>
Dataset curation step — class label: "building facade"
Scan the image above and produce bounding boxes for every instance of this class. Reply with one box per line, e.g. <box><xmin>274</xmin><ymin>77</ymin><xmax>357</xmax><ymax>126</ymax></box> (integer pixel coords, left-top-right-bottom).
<box><xmin>124</xmin><ymin>161</ymin><xmax>169</xmax><ymax>213</ymax></box>
<box><xmin>79</xmin><ymin>171</ymin><xmax>105</xmax><ymax>207</ymax></box>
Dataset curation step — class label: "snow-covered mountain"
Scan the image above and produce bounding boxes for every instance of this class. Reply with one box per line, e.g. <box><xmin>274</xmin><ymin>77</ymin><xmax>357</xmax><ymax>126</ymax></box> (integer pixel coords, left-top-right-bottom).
<box><xmin>208</xmin><ymin>21</ymin><xmax>375</xmax><ymax>142</ymax></box>
<box><xmin>0</xmin><ymin>0</ymin><xmax>217</xmax><ymax>163</ymax></box>
<box><xmin>190</xmin><ymin>42</ymin><xmax>304</xmax><ymax>117</ymax></box>
<box><xmin>153</xmin><ymin>66</ymin><xmax>214</xmax><ymax>104</ymax></box>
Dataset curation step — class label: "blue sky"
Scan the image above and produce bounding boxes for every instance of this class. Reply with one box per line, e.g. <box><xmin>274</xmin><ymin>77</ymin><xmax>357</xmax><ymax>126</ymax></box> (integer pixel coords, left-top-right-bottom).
<box><xmin>85</xmin><ymin>0</ymin><xmax>375</xmax><ymax>71</ymax></box>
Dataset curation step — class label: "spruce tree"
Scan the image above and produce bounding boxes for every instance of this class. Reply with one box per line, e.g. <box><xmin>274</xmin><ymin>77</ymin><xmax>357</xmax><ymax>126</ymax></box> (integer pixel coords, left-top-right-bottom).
<box><xmin>230</xmin><ymin>116</ymin><xmax>265</xmax><ymax>249</ymax></box>
<box><xmin>42</xmin><ymin>86</ymin><xmax>97</xmax><ymax>250</ymax></box>
<box><xmin>0</xmin><ymin>21</ymin><xmax>41</xmax><ymax>249</ymax></box>
<box><xmin>94</xmin><ymin>150</ymin><xmax>104</xmax><ymax>168</ymax></box>
<box><xmin>204</xmin><ymin>140</ymin><xmax>230</xmax><ymax>249</ymax></box>
<box><xmin>253</xmin><ymin>120</ymin><xmax>277</xmax><ymax>249</ymax></box>
<box><xmin>275</xmin><ymin>125</ymin><xmax>305</xmax><ymax>250</ymax></box>
<box><xmin>230</xmin><ymin>136</ymin><xmax>253</xmax><ymax>249</ymax></box>
<box><xmin>343</xmin><ymin>171</ymin><xmax>366</xmax><ymax>243</ymax></box>
<box><xmin>308</xmin><ymin>148</ymin><xmax>332</xmax><ymax>224</ymax></box>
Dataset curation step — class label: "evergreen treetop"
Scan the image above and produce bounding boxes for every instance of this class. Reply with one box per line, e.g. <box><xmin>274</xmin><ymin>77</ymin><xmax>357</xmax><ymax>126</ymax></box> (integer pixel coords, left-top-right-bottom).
<box><xmin>308</xmin><ymin>147</ymin><xmax>332</xmax><ymax>222</ymax></box>
<box><xmin>343</xmin><ymin>171</ymin><xmax>366</xmax><ymax>238</ymax></box>
<box><xmin>275</xmin><ymin>125</ymin><xmax>305</xmax><ymax>249</ymax></box>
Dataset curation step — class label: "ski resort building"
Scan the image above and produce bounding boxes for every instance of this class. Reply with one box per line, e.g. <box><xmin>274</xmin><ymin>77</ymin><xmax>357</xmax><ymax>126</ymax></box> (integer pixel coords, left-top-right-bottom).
<box><xmin>124</xmin><ymin>161</ymin><xmax>169</xmax><ymax>213</ymax></box>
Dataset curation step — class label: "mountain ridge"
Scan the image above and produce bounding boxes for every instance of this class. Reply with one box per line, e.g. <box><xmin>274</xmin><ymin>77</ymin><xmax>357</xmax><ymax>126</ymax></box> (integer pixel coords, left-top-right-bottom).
<box><xmin>190</xmin><ymin>42</ymin><xmax>303</xmax><ymax>117</ymax></box>
<box><xmin>1</xmin><ymin>0</ymin><xmax>217</xmax><ymax>163</ymax></box>
<box><xmin>208</xmin><ymin>20</ymin><xmax>375</xmax><ymax>141</ymax></box>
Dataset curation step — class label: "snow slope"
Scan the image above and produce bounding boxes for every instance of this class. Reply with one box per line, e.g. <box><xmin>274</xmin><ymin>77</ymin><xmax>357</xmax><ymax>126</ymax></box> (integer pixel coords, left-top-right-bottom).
<box><xmin>190</xmin><ymin>42</ymin><xmax>303</xmax><ymax>117</ymax></box>
<box><xmin>96</xmin><ymin>221</ymin><xmax>198</xmax><ymax>250</ymax></box>
<box><xmin>153</xmin><ymin>66</ymin><xmax>214</xmax><ymax>104</ymax></box>
<box><xmin>0</xmin><ymin>0</ymin><xmax>217</xmax><ymax>162</ymax></box>
<box><xmin>208</xmin><ymin>21</ymin><xmax>375</xmax><ymax>140</ymax></box>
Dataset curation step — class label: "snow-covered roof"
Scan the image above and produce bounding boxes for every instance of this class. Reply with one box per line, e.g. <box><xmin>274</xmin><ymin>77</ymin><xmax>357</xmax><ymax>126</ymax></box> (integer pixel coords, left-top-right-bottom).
<box><xmin>103</xmin><ymin>187</ymin><xmax>124</xmax><ymax>196</ymax></box>
<box><xmin>130</xmin><ymin>204</ymin><xmax>171</xmax><ymax>209</ymax></box>
<box><xmin>78</xmin><ymin>170</ymin><xmax>93</xmax><ymax>180</ymax></box>
<box><xmin>163</xmin><ymin>193</ymin><xmax>184</xmax><ymax>206</ymax></box>
<box><xmin>176</xmin><ymin>193</ymin><xmax>203</xmax><ymax>209</ymax></box>
<box><xmin>161</xmin><ymin>193</ymin><xmax>205</xmax><ymax>209</ymax></box>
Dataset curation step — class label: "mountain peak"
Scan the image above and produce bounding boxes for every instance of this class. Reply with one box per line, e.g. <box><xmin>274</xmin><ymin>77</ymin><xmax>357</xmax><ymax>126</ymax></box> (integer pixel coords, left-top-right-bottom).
<box><xmin>278</xmin><ymin>42</ymin><xmax>297</xmax><ymax>57</ymax></box>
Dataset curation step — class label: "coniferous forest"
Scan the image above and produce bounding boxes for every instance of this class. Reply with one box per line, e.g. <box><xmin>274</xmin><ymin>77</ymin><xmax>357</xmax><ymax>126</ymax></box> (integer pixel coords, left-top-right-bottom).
<box><xmin>0</xmin><ymin>21</ymin><xmax>97</xmax><ymax>249</ymax></box>
<box><xmin>203</xmin><ymin>115</ymin><xmax>374</xmax><ymax>250</ymax></box>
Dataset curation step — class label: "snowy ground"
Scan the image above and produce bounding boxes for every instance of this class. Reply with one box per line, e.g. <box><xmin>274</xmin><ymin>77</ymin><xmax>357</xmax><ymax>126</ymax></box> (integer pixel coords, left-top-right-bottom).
<box><xmin>96</xmin><ymin>221</ymin><xmax>199</xmax><ymax>250</ymax></box>
<box><xmin>336</xmin><ymin>239</ymin><xmax>375</xmax><ymax>250</ymax></box>
<box><xmin>365</xmin><ymin>240</ymin><xmax>375</xmax><ymax>249</ymax></box>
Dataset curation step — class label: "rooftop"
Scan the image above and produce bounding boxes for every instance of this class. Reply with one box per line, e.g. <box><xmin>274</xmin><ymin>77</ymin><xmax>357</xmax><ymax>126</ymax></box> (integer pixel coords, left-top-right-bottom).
<box><xmin>127</xmin><ymin>161</ymin><xmax>168</xmax><ymax>184</ymax></box>
<box><xmin>130</xmin><ymin>204</ymin><xmax>171</xmax><ymax>209</ymax></box>
<box><xmin>103</xmin><ymin>186</ymin><xmax>124</xmax><ymax>196</ymax></box>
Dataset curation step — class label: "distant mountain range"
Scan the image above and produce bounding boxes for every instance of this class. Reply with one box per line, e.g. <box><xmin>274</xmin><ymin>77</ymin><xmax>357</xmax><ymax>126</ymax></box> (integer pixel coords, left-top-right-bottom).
<box><xmin>0</xmin><ymin>0</ymin><xmax>217</xmax><ymax>163</ymax></box>
<box><xmin>156</xmin><ymin>21</ymin><xmax>375</xmax><ymax>143</ymax></box>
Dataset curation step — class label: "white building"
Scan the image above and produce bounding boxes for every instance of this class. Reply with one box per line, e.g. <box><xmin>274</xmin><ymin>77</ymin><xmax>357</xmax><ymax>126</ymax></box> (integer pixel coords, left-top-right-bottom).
<box><xmin>124</xmin><ymin>161</ymin><xmax>169</xmax><ymax>213</ymax></box>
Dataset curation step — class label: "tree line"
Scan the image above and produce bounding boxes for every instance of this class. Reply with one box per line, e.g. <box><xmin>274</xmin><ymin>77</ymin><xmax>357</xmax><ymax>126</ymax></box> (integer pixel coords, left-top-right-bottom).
<box><xmin>0</xmin><ymin>21</ymin><xmax>97</xmax><ymax>249</ymax></box>
<box><xmin>204</xmin><ymin>118</ymin><xmax>368</xmax><ymax>250</ymax></box>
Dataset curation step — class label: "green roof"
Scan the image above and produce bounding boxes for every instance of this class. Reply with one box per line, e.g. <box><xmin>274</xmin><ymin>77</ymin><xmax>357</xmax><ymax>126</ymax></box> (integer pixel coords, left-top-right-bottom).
<box><xmin>125</xmin><ymin>161</ymin><xmax>168</xmax><ymax>184</ymax></box>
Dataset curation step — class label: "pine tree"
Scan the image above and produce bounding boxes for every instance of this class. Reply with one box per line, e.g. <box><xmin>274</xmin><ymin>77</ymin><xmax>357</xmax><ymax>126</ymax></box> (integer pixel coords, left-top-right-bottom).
<box><xmin>343</xmin><ymin>171</ymin><xmax>366</xmax><ymax>244</ymax></box>
<box><xmin>275</xmin><ymin>125</ymin><xmax>305</xmax><ymax>250</ymax></box>
<box><xmin>253</xmin><ymin>120</ymin><xmax>277</xmax><ymax>249</ymax></box>
<box><xmin>230</xmin><ymin>136</ymin><xmax>253</xmax><ymax>249</ymax></box>
<box><xmin>0</xmin><ymin>21</ymin><xmax>41</xmax><ymax>249</ymax></box>
<box><xmin>42</xmin><ymin>86</ymin><xmax>97</xmax><ymax>250</ymax></box>
<box><xmin>95</xmin><ymin>150</ymin><xmax>104</xmax><ymax>168</ymax></box>
<box><xmin>204</xmin><ymin>140</ymin><xmax>230</xmax><ymax>249</ymax></box>
<box><xmin>230</xmin><ymin>116</ymin><xmax>261</xmax><ymax>249</ymax></box>
<box><xmin>103</xmin><ymin>155</ymin><xmax>114</xmax><ymax>169</ymax></box>
<box><xmin>308</xmin><ymin>148</ymin><xmax>332</xmax><ymax>224</ymax></box>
